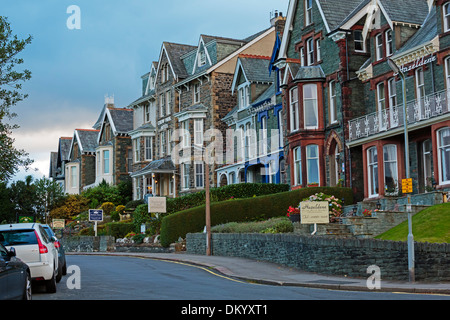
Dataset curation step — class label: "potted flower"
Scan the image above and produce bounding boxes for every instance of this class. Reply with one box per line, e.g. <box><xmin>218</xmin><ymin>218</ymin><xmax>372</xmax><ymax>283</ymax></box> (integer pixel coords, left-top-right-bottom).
<box><xmin>287</xmin><ymin>206</ymin><xmax>300</xmax><ymax>223</ymax></box>
<box><xmin>362</xmin><ymin>209</ymin><xmax>372</xmax><ymax>217</ymax></box>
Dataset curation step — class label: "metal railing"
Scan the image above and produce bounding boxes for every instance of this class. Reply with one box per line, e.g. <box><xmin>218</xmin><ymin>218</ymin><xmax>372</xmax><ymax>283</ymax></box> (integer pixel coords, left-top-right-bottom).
<box><xmin>348</xmin><ymin>89</ymin><xmax>450</xmax><ymax>142</ymax></box>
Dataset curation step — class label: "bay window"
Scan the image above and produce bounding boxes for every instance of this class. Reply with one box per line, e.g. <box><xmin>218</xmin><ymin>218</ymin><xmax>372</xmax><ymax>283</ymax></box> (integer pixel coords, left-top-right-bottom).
<box><xmin>383</xmin><ymin>145</ymin><xmax>398</xmax><ymax>194</ymax></box>
<box><xmin>303</xmin><ymin>84</ymin><xmax>318</xmax><ymax>129</ymax></box>
<box><xmin>438</xmin><ymin>127</ymin><xmax>450</xmax><ymax>185</ymax></box>
<box><xmin>306</xmin><ymin>144</ymin><xmax>319</xmax><ymax>185</ymax></box>
<box><xmin>293</xmin><ymin>147</ymin><xmax>302</xmax><ymax>186</ymax></box>
<box><xmin>444</xmin><ymin>3</ymin><xmax>450</xmax><ymax>32</ymax></box>
<box><xmin>367</xmin><ymin>147</ymin><xmax>379</xmax><ymax>197</ymax></box>
<box><xmin>289</xmin><ymin>87</ymin><xmax>299</xmax><ymax>131</ymax></box>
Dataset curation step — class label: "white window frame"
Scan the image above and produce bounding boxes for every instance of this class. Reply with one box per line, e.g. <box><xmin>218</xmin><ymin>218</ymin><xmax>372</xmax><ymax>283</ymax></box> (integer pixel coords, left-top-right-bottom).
<box><xmin>182</xmin><ymin>120</ymin><xmax>190</xmax><ymax>148</ymax></box>
<box><xmin>306</xmin><ymin>38</ymin><xmax>314</xmax><ymax>66</ymax></box>
<box><xmin>305</xmin><ymin>0</ymin><xmax>313</xmax><ymax>26</ymax></box>
<box><xmin>70</xmin><ymin>166</ymin><xmax>77</xmax><ymax>188</ymax></box>
<box><xmin>134</xmin><ymin>138</ymin><xmax>140</xmax><ymax>163</ymax></box>
<box><xmin>329</xmin><ymin>80</ymin><xmax>337</xmax><ymax>124</ymax></box>
<box><xmin>159</xmin><ymin>93</ymin><xmax>165</xmax><ymax>117</ymax></box>
<box><xmin>444</xmin><ymin>3</ymin><xmax>450</xmax><ymax>33</ymax></box>
<box><xmin>193</xmin><ymin>83</ymin><xmax>200</xmax><ymax>104</ymax></box>
<box><xmin>160</xmin><ymin>130</ymin><xmax>166</xmax><ymax>157</ymax></box>
<box><xmin>293</xmin><ymin>146</ymin><xmax>302</xmax><ymax>186</ymax></box>
<box><xmin>144</xmin><ymin>104</ymin><xmax>150</xmax><ymax>123</ymax></box>
<box><xmin>367</xmin><ymin>147</ymin><xmax>379</xmax><ymax>197</ymax></box>
<box><xmin>438</xmin><ymin>127</ymin><xmax>450</xmax><ymax>185</ymax></box>
<box><xmin>166</xmin><ymin>90</ymin><xmax>171</xmax><ymax>115</ymax></box>
<box><xmin>300</xmin><ymin>48</ymin><xmax>305</xmax><ymax>66</ymax></box>
<box><xmin>416</xmin><ymin>67</ymin><xmax>425</xmax><ymax>115</ymax></box>
<box><xmin>103</xmin><ymin>150</ymin><xmax>110</xmax><ymax>174</ymax></box>
<box><xmin>423</xmin><ymin>139</ymin><xmax>433</xmax><ymax>188</ymax></box>
<box><xmin>354</xmin><ymin>30</ymin><xmax>365</xmax><ymax>52</ymax></box>
<box><xmin>376</xmin><ymin>33</ymin><xmax>383</xmax><ymax>61</ymax></box>
<box><xmin>289</xmin><ymin>87</ymin><xmax>299</xmax><ymax>132</ymax></box>
<box><xmin>182</xmin><ymin>163</ymin><xmax>190</xmax><ymax>190</ymax></box>
<box><xmin>385</xmin><ymin>29</ymin><xmax>393</xmax><ymax>57</ymax></box>
<box><xmin>145</xmin><ymin>136</ymin><xmax>152</xmax><ymax>161</ymax></box>
<box><xmin>306</xmin><ymin>144</ymin><xmax>320</xmax><ymax>185</ymax></box>
<box><xmin>383</xmin><ymin>144</ymin><xmax>398</xmax><ymax>194</ymax></box>
<box><xmin>261</xmin><ymin>116</ymin><xmax>268</xmax><ymax>155</ymax></box>
<box><xmin>316</xmin><ymin>39</ymin><xmax>321</xmax><ymax>62</ymax></box>
<box><xmin>303</xmin><ymin>84</ymin><xmax>318</xmax><ymax>129</ymax></box>
<box><xmin>445</xmin><ymin>57</ymin><xmax>450</xmax><ymax>89</ymax></box>
<box><xmin>388</xmin><ymin>78</ymin><xmax>397</xmax><ymax>107</ymax></box>
<box><xmin>198</xmin><ymin>50</ymin><xmax>206</xmax><ymax>67</ymax></box>
<box><xmin>195</xmin><ymin>161</ymin><xmax>204</xmax><ymax>189</ymax></box>
<box><xmin>194</xmin><ymin>119</ymin><xmax>203</xmax><ymax>146</ymax></box>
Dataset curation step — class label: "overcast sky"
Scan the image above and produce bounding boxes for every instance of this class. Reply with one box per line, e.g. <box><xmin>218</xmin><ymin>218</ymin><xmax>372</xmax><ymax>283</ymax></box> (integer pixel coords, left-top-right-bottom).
<box><xmin>2</xmin><ymin>0</ymin><xmax>290</xmax><ymax>182</ymax></box>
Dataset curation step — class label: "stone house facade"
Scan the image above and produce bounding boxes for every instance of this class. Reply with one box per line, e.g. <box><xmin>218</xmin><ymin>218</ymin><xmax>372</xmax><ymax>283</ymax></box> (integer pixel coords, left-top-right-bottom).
<box><xmin>173</xmin><ymin>27</ymin><xmax>279</xmax><ymax>195</ymax></box>
<box><xmin>65</xmin><ymin>129</ymin><xmax>99</xmax><ymax>194</ymax></box>
<box><xmin>347</xmin><ymin>0</ymin><xmax>450</xmax><ymax>202</ymax></box>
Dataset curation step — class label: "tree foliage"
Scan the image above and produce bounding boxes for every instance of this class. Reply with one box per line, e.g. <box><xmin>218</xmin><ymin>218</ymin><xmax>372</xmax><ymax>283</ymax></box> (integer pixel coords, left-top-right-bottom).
<box><xmin>0</xmin><ymin>16</ymin><xmax>33</xmax><ymax>182</ymax></box>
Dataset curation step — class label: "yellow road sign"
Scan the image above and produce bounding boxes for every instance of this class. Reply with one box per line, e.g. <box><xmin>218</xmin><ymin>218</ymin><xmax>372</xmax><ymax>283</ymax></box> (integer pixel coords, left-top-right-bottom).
<box><xmin>402</xmin><ymin>178</ymin><xmax>413</xmax><ymax>193</ymax></box>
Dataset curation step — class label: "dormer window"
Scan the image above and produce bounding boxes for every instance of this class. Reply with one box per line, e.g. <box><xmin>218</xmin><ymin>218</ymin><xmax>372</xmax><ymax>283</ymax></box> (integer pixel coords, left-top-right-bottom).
<box><xmin>375</xmin><ymin>34</ymin><xmax>383</xmax><ymax>61</ymax></box>
<box><xmin>354</xmin><ymin>30</ymin><xmax>365</xmax><ymax>52</ymax></box>
<box><xmin>385</xmin><ymin>29</ymin><xmax>393</xmax><ymax>57</ymax></box>
<box><xmin>198</xmin><ymin>50</ymin><xmax>206</xmax><ymax>67</ymax></box>
<box><xmin>238</xmin><ymin>84</ymin><xmax>250</xmax><ymax>109</ymax></box>
<box><xmin>305</xmin><ymin>0</ymin><xmax>313</xmax><ymax>26</ymax></box>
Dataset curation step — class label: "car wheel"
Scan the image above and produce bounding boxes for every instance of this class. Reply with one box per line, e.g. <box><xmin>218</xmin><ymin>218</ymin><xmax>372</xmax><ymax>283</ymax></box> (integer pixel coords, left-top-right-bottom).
<box><xmin>56</xmin><ymin>264</ymin><xmax>62</xmax><ymax>283</ymax></box>
<box><xmin>22</xmin><ymin>271</ymin><xmax>32</xmax><ymax>300</ymax></box>
<box><xmin>62</xmin><ymin>259</ymin><xmax>67</xmax><ymax>275</ymax></box>
<box><xmin>45</xmin><ymin>269</ymin><xmax>57</xmax><ymax>293</ymax></box>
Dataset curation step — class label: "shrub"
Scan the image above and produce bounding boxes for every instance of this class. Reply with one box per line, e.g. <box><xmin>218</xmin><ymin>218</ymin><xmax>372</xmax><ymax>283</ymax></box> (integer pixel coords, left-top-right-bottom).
<box><xmin>49</xmin><ymin>194</ymin><xmax>90</xmax><ymax>220</ymax></box>
<box><xmin>105</xmin><ymin>222</ymin><xmax>135</xmax><ymax>238</ymax></box>
<box><xmin>160</xmin><ymin>186</ymin><xmax>353</xmax><ymax>247</ymax></box>
<box><xmin>212</xmin><ymin>217</ymin><xmax>293</xmax><ymax>234</ymax></box>
<box><xmin>101</xmin><ymin>202</ymin><xmax>115</xmax><ymax>216</ymax></box>
<box><xmin>125</xmin><ymin>199</ymin><xmax>145</xmax><ymax>209</ymax></box>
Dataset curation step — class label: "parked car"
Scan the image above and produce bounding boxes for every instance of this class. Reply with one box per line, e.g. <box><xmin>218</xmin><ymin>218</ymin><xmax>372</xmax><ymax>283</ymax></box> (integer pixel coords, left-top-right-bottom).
<box><xmin>42</xmin><ymin>224</ymin><xmax>66</xmax><ymax>282</ymax></box>
<box><xmin>0</xmin><ymin>223</ymin><xmax>59</xmax><ymax>293</ymax></box>
<box><xmin>0</xmin><ymin>242</ymin><xmax>32</xmax><ymax>300</ymax></box>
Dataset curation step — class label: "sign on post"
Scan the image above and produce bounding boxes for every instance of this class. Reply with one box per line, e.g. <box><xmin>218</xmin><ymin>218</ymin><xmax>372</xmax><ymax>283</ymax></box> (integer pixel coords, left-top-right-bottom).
<box><xmin>89</xmin><ymin>209</ymin><xmax>103</xmax><ymax>237</ymax></box>
<box><xmin>402</xmin><ymin>178</ymin><xmax>413</xmax><ymax>194</ymax></box>
<box><xmin>300</xmin><ymin>201</ymin><xmax>329</xmax><ymax>224</ymax></box>
<box><xmin>52</xmin><ymin>219</ymin><xmax>65</xmax><ymax>229</ymax></box>
<box><xmin>89</xmin><ymin>209</ymin><xmax>103</xmax><ymax>222</ymax></box>
<box><xmin>148</xmin><ymin>197</ymin><xmax>167</xmax><ymax>213</ymax></box>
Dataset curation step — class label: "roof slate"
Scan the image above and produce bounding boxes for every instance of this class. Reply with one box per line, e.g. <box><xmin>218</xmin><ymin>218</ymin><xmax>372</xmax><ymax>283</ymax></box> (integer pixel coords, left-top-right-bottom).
<box><xmin>108</xmin><ymin>108</ymin><xmax>134</xmax><ymax>134</ymax></box>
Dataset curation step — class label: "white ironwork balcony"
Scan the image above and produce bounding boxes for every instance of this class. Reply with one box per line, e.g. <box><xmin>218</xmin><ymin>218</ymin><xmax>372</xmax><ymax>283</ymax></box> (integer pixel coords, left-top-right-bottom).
<box><xmin>348</xmin><ymin>89</ymin><xmax>450</xmax><ymax>143</ymax></box>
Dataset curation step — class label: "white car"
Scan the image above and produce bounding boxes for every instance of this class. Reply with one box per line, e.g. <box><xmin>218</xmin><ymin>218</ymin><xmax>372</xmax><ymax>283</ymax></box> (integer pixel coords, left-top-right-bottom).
<box><xmin>0</xmin><ymin>223</ymin><xmax>59</xmax><ymax>293</ymax></box>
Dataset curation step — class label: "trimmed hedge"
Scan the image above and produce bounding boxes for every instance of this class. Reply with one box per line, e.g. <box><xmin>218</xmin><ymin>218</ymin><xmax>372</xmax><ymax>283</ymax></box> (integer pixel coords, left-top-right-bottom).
<box><xmin>165</xmin><ymin>183</ymin><xmax>289</xmax><ymax>214</ymax></box>
<box><xmin>105</xmin><ymin>222</ymin><xmax>135</xmax><ymax>238</ymax></box>
<box><xmin>160</xmin><ymin>187</ymin><xmax>353</xmax><ymax>247</ymax></box>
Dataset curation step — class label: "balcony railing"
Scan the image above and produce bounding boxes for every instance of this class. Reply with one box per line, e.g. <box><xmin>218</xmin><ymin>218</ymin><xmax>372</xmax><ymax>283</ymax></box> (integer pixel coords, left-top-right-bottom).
<box><xmin>348</xmin><ymin>89</ymin><xmax>450</xmax><ymax>142</ymax></box>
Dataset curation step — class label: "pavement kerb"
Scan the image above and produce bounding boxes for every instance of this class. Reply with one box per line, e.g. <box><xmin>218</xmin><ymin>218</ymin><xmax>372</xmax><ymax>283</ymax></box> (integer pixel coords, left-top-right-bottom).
<box><xmin>67</xmin><ymin>252</ymin><xmax>450</xmax><ymax>295</ymax></box>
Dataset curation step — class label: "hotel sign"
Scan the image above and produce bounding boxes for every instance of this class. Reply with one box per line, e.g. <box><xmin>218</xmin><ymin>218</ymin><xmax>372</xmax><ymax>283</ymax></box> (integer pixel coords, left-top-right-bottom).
<box><xmin>300</xmin><ymin>201</ymin><xmax>329</xmax><ymax>224</ymax></box>
<box><xmin>148</xmin><ymin>196</ymin><xmax>167</xmax><ymax>213</ymax></box>
<box><xmin>398</xmin><ymin>54</ymin><xmax>436</xmax><ymax>75</ymax></box>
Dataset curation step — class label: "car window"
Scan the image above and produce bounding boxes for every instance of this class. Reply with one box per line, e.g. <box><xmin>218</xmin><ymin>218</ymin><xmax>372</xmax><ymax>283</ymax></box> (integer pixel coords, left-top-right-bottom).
<box><xmin>0</xmin><ymin>229</ymin><xmax>38</xmax><ymax>246</ymax></box>
<box><xmin>39</xmin><ymin>225</ymin><xmax>51</xmax><ymax>243</ymax></box>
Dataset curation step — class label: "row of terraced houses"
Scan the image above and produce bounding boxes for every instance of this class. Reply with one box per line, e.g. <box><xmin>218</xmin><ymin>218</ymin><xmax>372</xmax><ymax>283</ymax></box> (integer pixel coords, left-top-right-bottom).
<box><xmin>49</xmin><ymin>0</ymin><xmax>450</xmax><ymax>211</ymax></box>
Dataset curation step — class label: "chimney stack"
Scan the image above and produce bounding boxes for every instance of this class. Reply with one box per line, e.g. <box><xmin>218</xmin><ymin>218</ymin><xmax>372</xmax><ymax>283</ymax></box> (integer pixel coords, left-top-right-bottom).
<box><xmin>270</xmin><ymin>10</ymin><xmax>286</xmax><ymax>36</ymax></box>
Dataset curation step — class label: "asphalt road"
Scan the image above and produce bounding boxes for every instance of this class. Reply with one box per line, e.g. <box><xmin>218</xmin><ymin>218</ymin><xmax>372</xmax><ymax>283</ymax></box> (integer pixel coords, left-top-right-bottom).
<box><xmin>32</xmin><ymin>255</ymin><xmax>450</xmax><ymax>302</ymax></box>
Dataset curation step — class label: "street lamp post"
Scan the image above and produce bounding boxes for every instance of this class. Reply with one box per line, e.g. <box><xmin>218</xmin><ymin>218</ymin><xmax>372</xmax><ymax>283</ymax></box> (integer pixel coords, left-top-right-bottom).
<box><xmin>388</xmin><ymin>58</ymin><xmax>415</xmax><ymax>282</ymax></box>
<box><xmin>205</xmin><ymin>160</ymin><xmax>211</xmax><ymax>256</ymax></box>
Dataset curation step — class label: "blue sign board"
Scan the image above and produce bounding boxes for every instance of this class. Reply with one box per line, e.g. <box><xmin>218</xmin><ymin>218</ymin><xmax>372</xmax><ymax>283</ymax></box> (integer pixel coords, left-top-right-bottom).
<box><xmin>89</xmin><ymin>209</ymin><xmax>103</xmax><ymax>222</ymax></box>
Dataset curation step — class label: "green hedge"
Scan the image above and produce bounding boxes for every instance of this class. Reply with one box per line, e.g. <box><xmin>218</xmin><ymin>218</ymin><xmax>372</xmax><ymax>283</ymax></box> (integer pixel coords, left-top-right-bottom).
<box><xmin>105</xmin><ymin>222</ymin><xmax>135</xmax><ymax>238</ymax></box>
<box><xmin>160</xmin><ymin>187</ymin><xmax>353</xmax><ymax>247</ymax></box>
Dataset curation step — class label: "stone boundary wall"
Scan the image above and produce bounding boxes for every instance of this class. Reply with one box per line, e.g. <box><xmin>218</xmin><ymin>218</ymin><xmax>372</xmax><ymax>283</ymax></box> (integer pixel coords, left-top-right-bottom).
<box><xmin>61</xmin><ymin>236</ymin><xmax>115</xmax><ymax>253</ymax></box>
<box><xmin>186</xmin><ymin>233</ymin><xmax>450</xmax><ymax>282</ymax></box>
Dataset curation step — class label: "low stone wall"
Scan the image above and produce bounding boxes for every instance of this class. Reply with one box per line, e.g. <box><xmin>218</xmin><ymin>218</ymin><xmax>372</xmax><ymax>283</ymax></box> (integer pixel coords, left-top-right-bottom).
<box><xmin>61</xmin><ymin>236</ymin><xmax>115</xmax><ymax>252</ymax></box>
<box><xmin>186</xmin><ymin>233</ymin><xmax>450</xmax><ymax>282</ymax></box>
